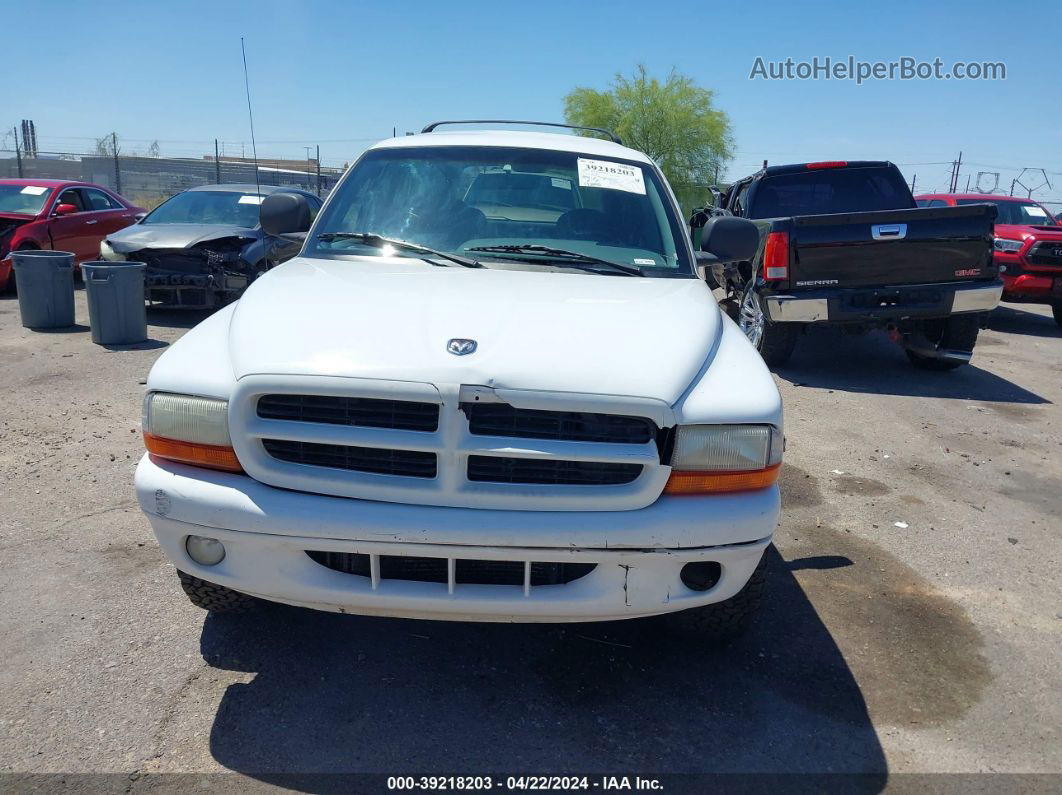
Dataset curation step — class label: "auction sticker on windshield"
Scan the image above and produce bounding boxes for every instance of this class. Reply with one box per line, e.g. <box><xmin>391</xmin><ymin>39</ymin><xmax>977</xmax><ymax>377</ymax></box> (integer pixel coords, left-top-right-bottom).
<box><xmin>20</xmin><ymin>186</ymin><xmax>48</xmax><ymax>195</ymax></box>
<box><xmin>577</xmin><ymin>158</ymin><xmax>646</xmax><ymax>195</ymax></box>
<box><xmin>238</xmin><ymin>195</ymin><xmax>265</xmax><ymax>205</ymax></box>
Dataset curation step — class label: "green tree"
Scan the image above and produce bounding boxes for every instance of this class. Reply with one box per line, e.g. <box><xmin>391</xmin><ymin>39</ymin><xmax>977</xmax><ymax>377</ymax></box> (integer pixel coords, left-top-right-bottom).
<box><xmin>564</xmin><ymin>65</ymin><xmax>733</xmax><ymax>214</ymax></box>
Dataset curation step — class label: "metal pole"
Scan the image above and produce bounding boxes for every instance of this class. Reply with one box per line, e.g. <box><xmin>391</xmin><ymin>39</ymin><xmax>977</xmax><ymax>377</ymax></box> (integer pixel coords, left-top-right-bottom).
<box><xmin>316</xmin><ymin>145</ymin><xmax>322</xmax><ymax>196</ymax></box>
<box><xmin>215</xmin><ymin>139</ymin><xmax>221</xmax><ymax>184</ymax></box>
<box><xmin>13</xmin><ymin>127</ymin><xmax>23</xmax><ymax>177</ymax></box>
<box><xmin>112</xmin><ymin>132</ymin><xmax>121</xmax><ymax>194</ymax></box>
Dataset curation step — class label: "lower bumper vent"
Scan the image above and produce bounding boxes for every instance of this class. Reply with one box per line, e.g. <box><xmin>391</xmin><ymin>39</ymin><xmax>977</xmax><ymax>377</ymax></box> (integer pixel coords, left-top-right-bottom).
<box><xmin>306</xmin><ymin>551</ymin><xmax>596</xmax><ymax>587</ymax></box>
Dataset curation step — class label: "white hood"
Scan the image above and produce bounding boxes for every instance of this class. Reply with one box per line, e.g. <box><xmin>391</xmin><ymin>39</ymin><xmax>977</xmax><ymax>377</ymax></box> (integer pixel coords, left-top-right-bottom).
<box><xmin>228</xmin><ymin>257</ymin><xmax>720</xmax><ymax>404</ymax></box>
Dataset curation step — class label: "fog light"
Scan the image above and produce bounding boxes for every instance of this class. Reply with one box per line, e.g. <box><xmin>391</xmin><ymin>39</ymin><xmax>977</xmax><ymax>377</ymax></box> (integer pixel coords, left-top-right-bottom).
<box><xmin>680</xmin><ymin>561</ymin><xmax>721</xmax><ymax>591</ymax></box>
<box><xmin>185</xmin><ymin>535</ymin><xmax>225</xmax><ymax>566</ymax></box>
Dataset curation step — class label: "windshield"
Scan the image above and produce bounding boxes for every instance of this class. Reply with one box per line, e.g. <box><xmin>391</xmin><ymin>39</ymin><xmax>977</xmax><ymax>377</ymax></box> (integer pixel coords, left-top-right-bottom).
<box><xmin>141</xmin><ymin>190</ymin><xmax>264</xmax><ymax>227</ymax></box>
<box><xmin>310</xmin><ymin>146</ymin><xmax>692</xmax><ymax>275</ymax></box>
<box><xmin>0</xmin><ymin>184</ymin><xmax>52</xmax><ymax>215</ymax></box>
<box><xmin>748</xmin><ymin>166</ymin><xmax>915</xmax><ymax>218</ymax></box>
<box><xmin>955</xmin><ymin>199</ymin><xmax>1059</xmax><ymax>226</ymax></box>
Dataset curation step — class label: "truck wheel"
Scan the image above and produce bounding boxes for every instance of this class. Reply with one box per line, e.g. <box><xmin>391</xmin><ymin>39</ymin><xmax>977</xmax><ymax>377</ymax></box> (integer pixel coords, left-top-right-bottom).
<box><xmin>738</xmin><ymin>284</ymin><xmax>799</xmax><ymax>367</ymax></box>
<box><xmin>665</xmin><ymin>548</ymin><xmax>769</xmax><ymax>641</ymax></box>
<box><xmin>1052</xmin><ymin>303</ymin><xmax>1062</xmax><ymax>327</ymax></box>
<box><xmin>177</xmin><ymin>570</ymin><xmax>259</xmax><ymax>613</ymax></box>
<box><xmin>905</xmin><ymin>313</ymin><xmax>982</xmax><ymax>371</ymax></box>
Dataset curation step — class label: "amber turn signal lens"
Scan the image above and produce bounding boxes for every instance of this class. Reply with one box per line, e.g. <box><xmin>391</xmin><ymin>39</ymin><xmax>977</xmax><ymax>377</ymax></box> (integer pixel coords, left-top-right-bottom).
<box><xmin>143</xmin><ymin>432</ymin><xmax>243</xmax><ymax>473</ymax></box>
<box><xmin>663</xmin><ymin>463</ymin><xmax>781</xmax><ymax>495</ymax></box>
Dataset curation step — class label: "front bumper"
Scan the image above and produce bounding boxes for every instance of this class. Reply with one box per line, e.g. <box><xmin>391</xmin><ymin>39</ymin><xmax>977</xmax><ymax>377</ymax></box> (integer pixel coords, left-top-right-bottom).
<box><xmin>764</xmin><ymin>280</ymin><xmax>1003</xmax><ymax>324</ymax></box>
<box><xmin>1000</xmin><ymin>272</ymin><xmax>1062</xmax><ymax>303</ymax></box>
<box><xmin>135</xmin><ymin>455</ymin><xmax>778</xmax><ymax>622</ymax></box>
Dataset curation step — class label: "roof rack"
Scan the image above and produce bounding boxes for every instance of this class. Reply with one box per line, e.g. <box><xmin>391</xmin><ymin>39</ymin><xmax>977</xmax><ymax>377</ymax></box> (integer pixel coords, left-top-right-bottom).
<box><xmin>420</xmin><ymin>120</ymin><xmax>622</xmax><ymax>145</ymax></box>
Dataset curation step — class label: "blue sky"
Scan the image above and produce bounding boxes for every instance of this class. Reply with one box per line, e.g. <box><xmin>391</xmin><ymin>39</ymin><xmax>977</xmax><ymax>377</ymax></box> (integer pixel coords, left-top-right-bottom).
<box><xmin>3</xmin><ymin>0</ymin><xmax>1059</xmax><ymax>203</ymax></box>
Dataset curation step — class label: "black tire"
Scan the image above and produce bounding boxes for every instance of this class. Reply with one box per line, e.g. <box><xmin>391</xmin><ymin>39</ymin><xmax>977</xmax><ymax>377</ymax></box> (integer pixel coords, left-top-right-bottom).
<box><xmin>1052</xmin><ymin>303</ymin><xmax>1062</xmax><ymax>327</ymax></box>
<box><xmin>737</xmin><ymin>283</ymin><xmax>799</xmax><ymax>367</ymax></box>
<box><xmin>905</xmin><ymin>313</ymin><xmax>982</xmax><ymax>371</ymax></box>
<box><xmin>665</xmin><ymin>548</ymin><xmax>769</xmax><ymax>640</ymax></box>
<box><xmin>6</xmin><ymin>243</ymin><xmax>40</xmax><ymax>294</ymax></box>
<box><xmin>177</xmin><ymin>570</ymin><xmax>259</xmax><ymax>613</ymax></box>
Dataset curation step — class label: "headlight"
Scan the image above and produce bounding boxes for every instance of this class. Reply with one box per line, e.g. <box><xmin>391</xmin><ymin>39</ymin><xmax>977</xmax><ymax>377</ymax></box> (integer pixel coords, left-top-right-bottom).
<box><xmin>98</xmin><ymin>239</ymin><xmax>123</xmax><ymax>261</ymax></box>
<box><xmin>142</xmin><ymin>392</ymin><xmax>241</xmax><ymax>472</ymax></box>
<box><xmin>664</xmin><ymin>424</ymin><xmax>782</xmax><ymax>494</ymax></box>
<box><xmin>993</xmin><ymin>238</ymin><xmax>1024</xmax><ymax>253</ymax></box>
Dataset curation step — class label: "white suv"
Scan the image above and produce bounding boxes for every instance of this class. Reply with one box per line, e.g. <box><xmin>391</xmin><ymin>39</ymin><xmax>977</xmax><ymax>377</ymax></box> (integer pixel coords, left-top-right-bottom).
<box><xmin>134</xmin><ymin>122</ymin><xmax>782</xmax><ymax>637</ymax></box>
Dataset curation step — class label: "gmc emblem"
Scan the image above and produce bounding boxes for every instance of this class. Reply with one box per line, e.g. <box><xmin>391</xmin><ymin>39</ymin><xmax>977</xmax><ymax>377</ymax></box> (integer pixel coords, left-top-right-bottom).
<box><xmin>954</xmin><ymin>268</ymin><xmax>980</xmax><ymax>277</ymax></box>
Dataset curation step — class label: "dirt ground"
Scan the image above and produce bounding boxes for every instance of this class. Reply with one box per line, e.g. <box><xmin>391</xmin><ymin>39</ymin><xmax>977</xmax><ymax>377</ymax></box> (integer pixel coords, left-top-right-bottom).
<box><xmin>0</xmin><ymin>287</ymin><xmax>1059</xmax><ymax>790</ymax></box>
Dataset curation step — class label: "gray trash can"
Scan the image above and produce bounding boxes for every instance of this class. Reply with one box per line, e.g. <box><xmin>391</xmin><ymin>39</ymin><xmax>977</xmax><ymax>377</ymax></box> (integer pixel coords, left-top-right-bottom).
<box><xmin>11</xmin><ymin>250</ymin><xmax>76</xmax><ymax>329</ymax></box>
<box><xmin>81</xmin><ymin>261</ymin><xmax>148</xmax><ymax>345</ymax></box>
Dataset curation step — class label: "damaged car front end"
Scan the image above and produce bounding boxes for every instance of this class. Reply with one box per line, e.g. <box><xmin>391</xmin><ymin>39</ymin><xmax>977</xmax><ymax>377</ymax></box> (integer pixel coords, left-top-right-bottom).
<box><xmin>100</xmin><ymin>184</ymin><xmax>318</xmax><ymax>309</ymax></box>
<box><xmin>102</xmin><ymin>227</ymin><xmax>264</xmax><ymax>309</ymax></box>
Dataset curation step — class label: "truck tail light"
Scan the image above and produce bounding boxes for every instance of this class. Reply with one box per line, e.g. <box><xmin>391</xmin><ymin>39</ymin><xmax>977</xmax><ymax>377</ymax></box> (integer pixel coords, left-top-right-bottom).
<box><xmin>764</xmin><ymin>231</ymin><xmax>789</xmax><ymax>281</ymax></box>
<box><xmin>806</xmin><ymin>161</ymin><xmax>848</xmax><ymax>169</ymax></box>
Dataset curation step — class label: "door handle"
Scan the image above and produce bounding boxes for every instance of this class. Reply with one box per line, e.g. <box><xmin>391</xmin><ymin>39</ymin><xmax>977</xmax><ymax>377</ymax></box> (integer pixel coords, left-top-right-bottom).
<box><xmin>85</xmin><ymin>219</ymin><xmax>98</xmax><ymax>225</ymax></box>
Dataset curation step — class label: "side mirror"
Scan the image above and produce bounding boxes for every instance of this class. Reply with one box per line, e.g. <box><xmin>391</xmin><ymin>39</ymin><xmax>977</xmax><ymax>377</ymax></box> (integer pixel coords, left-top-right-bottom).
<box><xmin>54</xmin><ymin>203</ymin><xmax>78</xmax><ymax>216</ymax></box>
<box><xmin>696</xmin><ymin>216</ymin><xmax>760</xmax><ymax>279</ymax></box>
<box><xmin>260</xmin><ymin>192</ymin><xmax>311</xmax><ymax>237</ymax></box>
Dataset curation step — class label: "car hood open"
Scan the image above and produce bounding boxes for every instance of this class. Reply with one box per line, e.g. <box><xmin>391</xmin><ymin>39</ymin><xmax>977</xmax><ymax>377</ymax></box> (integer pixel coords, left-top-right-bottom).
<box><xmin>227</xmin><ymin>257</ymin><xmax>720</xmax><ymax>405</ymax></box>
<box><xmin>106</xmin><ymin>223</ymin><xmax>257</xmax><ymax>252</ymax></box>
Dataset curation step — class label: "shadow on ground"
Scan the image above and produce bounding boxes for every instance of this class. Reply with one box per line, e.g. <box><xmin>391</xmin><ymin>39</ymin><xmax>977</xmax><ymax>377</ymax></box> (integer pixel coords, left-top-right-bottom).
<box><xmin>985</xmin><ymin>305</ymin><xmax>1061</xmax><ymax>339</ymax></box>
<box><xmin>147</xmin><ymin>307</ymin><xmax>215</xmax><ymax>330</ymax></box>
<box><xmin>198</xmin><ymin>547</ymin><xmax>887</xmax><ymax>787</ymax></box>
<box><xmin>103</xmin><ymin>339</ymin><xmax>169</xmax><ymax>352</ymax></box>
<box><xmin>775</xmin><ymin>326</ymin><xmax>1049</xmax><ymax>404</ymax></box>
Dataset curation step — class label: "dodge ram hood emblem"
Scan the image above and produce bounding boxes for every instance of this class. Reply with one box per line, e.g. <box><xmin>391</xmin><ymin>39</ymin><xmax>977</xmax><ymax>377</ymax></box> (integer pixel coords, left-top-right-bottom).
<box><xmin>447</xmin><ymin>338</ymin><xmax>477</xmax><ymax>356</ymax></box>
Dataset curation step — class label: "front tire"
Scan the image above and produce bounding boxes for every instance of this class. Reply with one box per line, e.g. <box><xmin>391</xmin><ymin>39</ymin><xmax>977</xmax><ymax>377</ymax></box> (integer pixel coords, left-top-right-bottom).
<box><xmin>6</xmin><ymin>243</ymin><xmax>41</xmax><ymax>294</ymax></box>
<box><xmin>1052</xmin><ymin>303</ymin><xmax>1062</xmax><ymax>327</ymax></box>
<box><xmin>905</xmin><ymin>313</ymin><xmax>982</xmax><ymax>370</ymax></box>
<box><xmin>177</xmin><ymin>570</ymin><xmax>259</xmax><ymax>613</ymax></box>
<box><xmin>665</xmin><ymin>549</ymin><xmax>769</xmax><ymax>640</ymax></box>
<box><xmin>737</xmin><ymin>283</ymin><xmax>799</xmax><ymax>367</ymax></box>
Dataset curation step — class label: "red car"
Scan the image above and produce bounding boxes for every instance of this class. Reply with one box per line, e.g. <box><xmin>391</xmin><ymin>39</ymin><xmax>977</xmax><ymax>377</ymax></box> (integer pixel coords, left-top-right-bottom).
<box><xmin>916</xmin><ymin>193</ymin><xmax>1062</xmax><ymax>326</ymax></box>
<box><xmin>0</xmin><ymin>179</ymin><xmax>145</xmax><ymax>292</ymax></box>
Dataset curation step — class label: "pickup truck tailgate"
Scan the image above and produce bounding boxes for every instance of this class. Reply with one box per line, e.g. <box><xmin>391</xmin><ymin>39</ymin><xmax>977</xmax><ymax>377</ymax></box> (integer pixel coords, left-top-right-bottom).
<box><xmin>789</xmin><ymin>204</ymin><xmax>996</xmax><ymax>289</ymax></box>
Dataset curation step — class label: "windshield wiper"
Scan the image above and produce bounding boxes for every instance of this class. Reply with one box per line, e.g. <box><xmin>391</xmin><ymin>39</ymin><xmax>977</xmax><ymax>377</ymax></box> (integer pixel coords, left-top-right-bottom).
<box><xmin>465</xmin><ymin>244</ymin><xmax>644</xmax><ymax>276</ymax></box>
<box><xmin>315</xmin><ymin>232</ymin><xmax>481</xmax><ymax>269</ymax></box>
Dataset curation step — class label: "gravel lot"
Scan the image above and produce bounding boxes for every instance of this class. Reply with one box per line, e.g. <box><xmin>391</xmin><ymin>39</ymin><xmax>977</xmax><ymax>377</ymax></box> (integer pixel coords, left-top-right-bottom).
<box><xmin>1</xmin><ymin>287</ymin><xmax>1059</xmax><ymax>788</ymax></box>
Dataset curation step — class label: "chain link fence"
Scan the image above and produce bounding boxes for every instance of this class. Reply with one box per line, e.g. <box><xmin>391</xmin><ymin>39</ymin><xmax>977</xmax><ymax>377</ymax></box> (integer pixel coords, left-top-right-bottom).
<box><xmin>0</xmin><ymin>149</ymin><xmax>345</xmax><ymax>209</ymax></box>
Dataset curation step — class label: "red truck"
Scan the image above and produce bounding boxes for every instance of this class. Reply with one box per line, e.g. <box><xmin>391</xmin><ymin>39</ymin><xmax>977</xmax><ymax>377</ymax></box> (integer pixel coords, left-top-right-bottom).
<box><xmin>0</xmin><ymin>179</ymin><xmax>145</xmax><ymax>292</ymax></box>
<box><xmin>916</xmin><ymin>193</ymin><xmax>1062</xmax><ymax>326</ymax></box>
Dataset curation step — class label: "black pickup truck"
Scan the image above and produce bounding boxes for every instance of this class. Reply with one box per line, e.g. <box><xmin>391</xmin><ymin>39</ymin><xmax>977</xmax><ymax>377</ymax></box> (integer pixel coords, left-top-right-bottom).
<box><xmin>695</xmin><ymin>161</ymin><xmax>1002</xmax><ymax>369</ymax></box>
